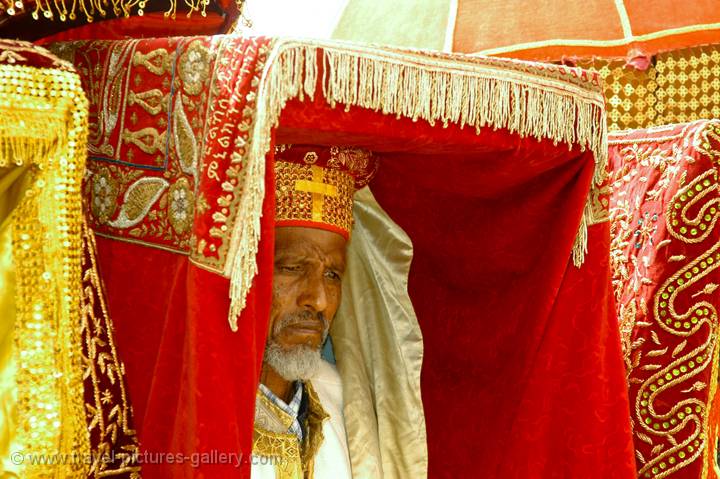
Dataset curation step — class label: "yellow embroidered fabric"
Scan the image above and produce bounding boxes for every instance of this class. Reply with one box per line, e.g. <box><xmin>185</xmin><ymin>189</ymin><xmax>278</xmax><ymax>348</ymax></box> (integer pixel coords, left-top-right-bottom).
<box><xmin>274</xmin><ymin>161</ymin><xmax>355</xmax><ymax>237</ymax></box>
<box><xmin>0</xmin><ymin>41</ymin><xmax>89</xmax><ymax>478</ymax></box>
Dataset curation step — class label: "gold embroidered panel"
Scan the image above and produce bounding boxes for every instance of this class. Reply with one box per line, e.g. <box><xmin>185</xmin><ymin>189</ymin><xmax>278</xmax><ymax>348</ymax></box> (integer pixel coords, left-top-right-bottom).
<box><xmin>81</xmin><ymin>221</ymin><xmax>141</xmax><ymax>478</ymax></box>
<box><xmin>50</xmin><ymin>37</ymin><xmax>272</xmax><ymax>271</ymax></box>
<box><xmin>577</xmin><ymin>43</ymin><xmax>720</xmax><ymax>132</ymax></box>
<box><xmin>609</xmin><ymin>120</ymin><xmax>720</xmax><ymax>479</ymax></box>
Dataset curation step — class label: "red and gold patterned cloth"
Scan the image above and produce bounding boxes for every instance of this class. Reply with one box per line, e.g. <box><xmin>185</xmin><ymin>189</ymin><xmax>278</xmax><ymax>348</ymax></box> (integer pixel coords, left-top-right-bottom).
<box><xmin>609</xmin><ymin>120</ymin><xmax>720</xmax><ymax>479</ymax></box>
<box><xmin>53</xmin><ymin>35</ymin><xmax>635</xmax><ymax>478</ymax></box>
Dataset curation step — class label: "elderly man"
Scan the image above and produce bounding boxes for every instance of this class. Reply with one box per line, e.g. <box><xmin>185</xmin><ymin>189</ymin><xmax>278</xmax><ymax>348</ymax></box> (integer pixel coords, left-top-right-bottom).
<box><xmin>251</xmin><ymin>144</ymin><xmax>377</xmax><ymax>479</ymax></box>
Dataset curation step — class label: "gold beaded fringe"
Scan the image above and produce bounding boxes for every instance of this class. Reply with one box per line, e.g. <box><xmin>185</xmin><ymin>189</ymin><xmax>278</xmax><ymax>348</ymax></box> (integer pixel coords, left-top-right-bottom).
<box><xmin>225</xmin><ymin>39</ymin><xmax>609</xmax><ymax>328</ymax></box>
<box><xmin>0</xmin><ymin>62</ymin><xmax>90</xmax><ymax>477</ymax></box>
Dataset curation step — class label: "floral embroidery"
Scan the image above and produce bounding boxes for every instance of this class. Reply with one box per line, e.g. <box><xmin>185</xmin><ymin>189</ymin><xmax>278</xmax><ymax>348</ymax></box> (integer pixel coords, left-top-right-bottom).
<box><xmin>91</xmin><ymin>168</ymin><xmax>119</xmax><ymax>224</ymax></box>
<box><xmin>168</xmin><ymin>178</ymin><xmax>194</xmax><ymax>234</ymax></box>
<box><xmin>56</xmin><ymin>37</ymin><xmax>268</xmax><ymax>261</ymax></box>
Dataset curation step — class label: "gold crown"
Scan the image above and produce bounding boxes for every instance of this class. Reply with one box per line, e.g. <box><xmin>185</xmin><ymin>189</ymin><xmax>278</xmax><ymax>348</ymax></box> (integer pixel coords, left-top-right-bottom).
<box><xmin>274</xmin><ymin>145</ymin><xmax>377</xmax><ymax>238</ymax></box>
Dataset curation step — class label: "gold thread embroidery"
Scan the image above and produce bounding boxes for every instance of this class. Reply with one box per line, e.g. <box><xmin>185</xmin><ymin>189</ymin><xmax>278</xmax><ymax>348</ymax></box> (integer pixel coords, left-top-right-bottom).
<box><xmin>81</xmin><ymin>220</ymin><xmax>142</xmax><ymax>477</ymax></box>
<box><xmin>252</xmin><ymin>382</ymin><xmax>329</xmax><ymax>479</ymax></box>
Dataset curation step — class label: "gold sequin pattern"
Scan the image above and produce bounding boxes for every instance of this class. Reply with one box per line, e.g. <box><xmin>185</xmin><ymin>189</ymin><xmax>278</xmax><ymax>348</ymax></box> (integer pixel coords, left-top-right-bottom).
<box><xmin>0</xmin><ymin>45</ymin><xmax>89</xmax><ymax>478</ymax></box>
<box><xmin>274</xmin><ymin>161</ymin><xmax>355</xmax><ymax>236</ymax></box>
<box><xmin>577</xmin><ymin>43</ymin><xmax>720</xmax><ymax>132</ymax></box>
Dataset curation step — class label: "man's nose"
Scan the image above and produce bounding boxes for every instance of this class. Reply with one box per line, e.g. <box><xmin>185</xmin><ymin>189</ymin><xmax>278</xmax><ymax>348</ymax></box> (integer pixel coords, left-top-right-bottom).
<box><xmin>298</xmin><ymin>272</ymin><xmax>328</xmax><ymax>313</ymax></box>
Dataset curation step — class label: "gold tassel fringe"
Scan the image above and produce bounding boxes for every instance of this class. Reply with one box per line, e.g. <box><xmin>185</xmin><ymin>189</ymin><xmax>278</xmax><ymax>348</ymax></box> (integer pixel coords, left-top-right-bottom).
<box><xmin>226</xmin><ymin>40</ymin><xmax>609</xmax><ymax>327</ymax></box>
<box><xmin>225</xmin><ymin>44</ymin><xmax>318</xmax><ymax>330</ymax></box>
<box><xmin>0</xmin><ymin>61</ymin><xmax>90</xmax><ymax>477</ymax></box>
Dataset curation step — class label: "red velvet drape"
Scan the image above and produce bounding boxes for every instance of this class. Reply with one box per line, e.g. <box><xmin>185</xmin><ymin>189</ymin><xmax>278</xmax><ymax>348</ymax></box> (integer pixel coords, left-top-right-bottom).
<box><xmin>371</xmin><ymin>155</ymin><xmax>634</xmax><ymax>478</ymax></box>
<box><xmin>95</xmin><ymin>164</ymin><xmax>274</xmax><ymax>477</ymax></box>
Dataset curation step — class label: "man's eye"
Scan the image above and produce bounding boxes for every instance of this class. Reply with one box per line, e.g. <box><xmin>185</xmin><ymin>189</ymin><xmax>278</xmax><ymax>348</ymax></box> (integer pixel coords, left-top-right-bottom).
<box><xmin>324</xmin><ymin>270</ymin><xmax>341</xmax><ymax>281</ymax></box>
<box><xmin>279</xmin><ymin>265</ymin><xmax>302</xmax><ymax>273</ymax></box>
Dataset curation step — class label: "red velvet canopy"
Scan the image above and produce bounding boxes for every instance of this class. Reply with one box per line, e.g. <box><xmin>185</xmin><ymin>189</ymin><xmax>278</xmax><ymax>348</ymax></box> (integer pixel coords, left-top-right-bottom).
<box><xmin>54</xmin><ymin>35</ymin><xmax>635</xmax><ymax>478</ymax></box>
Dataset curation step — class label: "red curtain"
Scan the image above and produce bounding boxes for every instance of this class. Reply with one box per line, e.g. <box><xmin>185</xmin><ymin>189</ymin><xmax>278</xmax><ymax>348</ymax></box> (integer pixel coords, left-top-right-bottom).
<box><xmin>95</xmin><ymin>175</ymin><xmax>274</xmax><ymax>477</ymax></box>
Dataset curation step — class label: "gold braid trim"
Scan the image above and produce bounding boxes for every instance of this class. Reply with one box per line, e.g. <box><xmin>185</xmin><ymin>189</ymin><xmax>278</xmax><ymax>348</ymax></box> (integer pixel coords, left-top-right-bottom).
<box><xmin>226</xmin><ymin>39</ymin><xmax>608</xmax><ymax>326</ymax></box>
<box><xmin>0</xmin><ymin>61</ymin><xmax>90</xmax><ymax>477</ymax></box>
<box><xmin>302</xmin><ymin>382</ymin><xmax>329</xmax><ymax>478</ymax></box>
<box><xmin>252</xmin><ymin>428</ymin><xmax>303</xmax><ymax>479</ymax></box>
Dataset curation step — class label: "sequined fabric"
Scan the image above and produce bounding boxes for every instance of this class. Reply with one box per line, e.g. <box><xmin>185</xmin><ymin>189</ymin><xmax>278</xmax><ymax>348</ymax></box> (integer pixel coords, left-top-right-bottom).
<box><xmin>0</xmin><ymin>39</ymin><xmax>89</xmax><ymax>478</ymax></box>
<box><xmin>578</xmin><ymin>43</ymin><xmax>720</xmax><ymax>132</ymax></box>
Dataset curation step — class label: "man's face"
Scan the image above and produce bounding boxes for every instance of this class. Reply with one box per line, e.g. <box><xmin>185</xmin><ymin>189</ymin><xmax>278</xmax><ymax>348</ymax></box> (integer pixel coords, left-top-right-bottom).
<box><xmin>264</xmin><ymin>226</ymin><xmax>347</xmax><ymax>380</ymax></box>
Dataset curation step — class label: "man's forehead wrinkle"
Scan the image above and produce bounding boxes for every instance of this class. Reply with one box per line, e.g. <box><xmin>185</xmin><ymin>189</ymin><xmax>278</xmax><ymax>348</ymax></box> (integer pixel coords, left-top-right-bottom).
<box><xmin>280</xmin><ymin>237</ymin><xmax>339</xmax><ymax>261</ymax></box>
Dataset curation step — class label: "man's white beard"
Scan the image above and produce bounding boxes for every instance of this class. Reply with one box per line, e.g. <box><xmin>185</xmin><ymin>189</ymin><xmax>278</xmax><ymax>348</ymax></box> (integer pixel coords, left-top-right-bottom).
<box><xmin>264</xmin><ymin>342</ymin><xmax>322</xmax><ymax>381</ymax></box>
<box><xmin>264</xmin><ymin>312</ymin><xmax>329</xmax><ymax>381</ymax></box>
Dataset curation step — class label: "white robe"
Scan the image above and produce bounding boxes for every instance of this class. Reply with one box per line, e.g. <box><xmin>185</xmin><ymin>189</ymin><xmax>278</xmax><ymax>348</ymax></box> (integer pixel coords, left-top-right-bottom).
<box><xmin>252</xmin><ymin>360</ymin><xmax>352</xmax><ymax>479</ymax></box>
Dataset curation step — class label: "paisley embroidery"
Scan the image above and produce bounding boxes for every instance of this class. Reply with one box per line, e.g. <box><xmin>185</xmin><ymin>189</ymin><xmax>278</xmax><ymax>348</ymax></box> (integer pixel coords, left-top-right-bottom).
<box><xmin>172</xmin><ymin>94</ymin><xmax>198</xmax><ymax>176</ymax></box>
<box><xmin>108</xmin><ymin>177</ymin><xmax>169</xmax><ymax>228</ymax></box>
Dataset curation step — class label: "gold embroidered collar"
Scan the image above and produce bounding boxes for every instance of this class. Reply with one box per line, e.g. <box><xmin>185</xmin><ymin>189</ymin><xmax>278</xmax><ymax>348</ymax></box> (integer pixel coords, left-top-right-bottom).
<box><xmin>253</xmin><ymin>381</ymin><xmax>329</xmax><ymax>479</ymax></box>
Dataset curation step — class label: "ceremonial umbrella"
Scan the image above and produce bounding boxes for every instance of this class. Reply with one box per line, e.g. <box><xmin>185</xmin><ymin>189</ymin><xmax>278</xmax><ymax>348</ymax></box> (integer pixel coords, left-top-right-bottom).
<box><xmin>244</xmin><ymin>0</ymin><xmax>720</xmax><ymax>61</ymax></box>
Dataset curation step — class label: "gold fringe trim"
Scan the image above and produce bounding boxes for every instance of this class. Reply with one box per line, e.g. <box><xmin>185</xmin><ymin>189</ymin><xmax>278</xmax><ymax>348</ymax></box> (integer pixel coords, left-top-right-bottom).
<box><xmin>1</xmin><ymin>60</ymin><xmax>90</xmax><ymax>477</ymax></box>
<box><xmin>0</xmin><ymin>110</ymin><xmax>66</xmax><ymax>167</ymax></box>
<box><xmin>225</xmin><ymin>44</ymin><xmax>317</xmax><ymax>330</ymax></box>
<box><xmin>572</xmin><ymin>199</ymin><xmax>591</xmax><ymax>267</ymax></box>
<box><xmin>226</xmin><ymin>40</ymin><xmax>609</xmax><ymax>327</ymax></box>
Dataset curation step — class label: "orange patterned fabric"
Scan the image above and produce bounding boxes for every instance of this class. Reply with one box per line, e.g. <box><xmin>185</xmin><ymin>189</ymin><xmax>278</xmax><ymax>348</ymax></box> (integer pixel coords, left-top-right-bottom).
<box><xmin>609</xmin><ymin>120</ymin><xmax>720</xmax><ymax>479</ymax></box>
<box><xmin>576</xmin><ymin>43</ymin><xmax>720</xmax><ymax>132</ymax></box>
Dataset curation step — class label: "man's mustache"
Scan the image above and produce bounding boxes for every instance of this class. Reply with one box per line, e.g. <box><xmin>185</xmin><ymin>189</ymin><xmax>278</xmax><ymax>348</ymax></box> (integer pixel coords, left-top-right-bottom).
<box><xmin>274</xmin><ymin>310</ymin><xmax>329</xmax><ymax>337</ymax></box>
